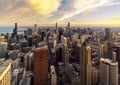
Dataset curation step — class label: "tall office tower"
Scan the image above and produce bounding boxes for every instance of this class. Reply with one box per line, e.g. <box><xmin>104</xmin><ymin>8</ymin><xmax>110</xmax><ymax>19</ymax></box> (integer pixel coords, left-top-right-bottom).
<box><xmin>58</xmin><ymin>28</ymin><xmax>64</xmax><ymax>41</ymax></box>
<box><xmin>24</xmin><ymin>52</ymin><xmax>34</xmax><ymax>71</ymax></box>
<box><xmin>20</xmin><ymin>40</ymin><xmax>27</xmax><ymax>49</ymax></box>
<box><xmin>0</xmin><ymin>60</ymin><xmax>11</xmax><ymax>85</ymax></box>
<box><xmin>80</xmin><ymin>43</ymin><xmax>91</xmax><ymax>85</ymax></box>
<box><xmin>68</xmin><ymin>22</ymin><xmax>71</xmax><ymax>38</ymax></box>
<box><xmin>34</xmin><ymin>46</ymin><xmax>48</xmax><ymax>85</ymax></box>
<box><xmin>13</xmin><ymin>23</ymin><xmax>17</xmax><ymax>36</ymax></box>
<box><xmin>91</xmin><ymin>67</ymin><xmax>98</xmax><ymax>85</ymax></box>
<box><xmin>0</xmin><ymin>42</ymin><xmax>7</xmax><ymax>57</ymax></box>
<box><xmin>55</xmin><ymin>46</ymin><xmax>62</xmax><ymax>63</ymax></box>
<box><xmin>76</xmin><ymin>44</ymin><xmax>81</xmax><ymax>63</ymax></box>
<box><xmin>55</xmin><ymin>22</ymin><xmax>58</xmax><ymax>34</ymax></box>
<box><xmin>105</xmin><ymin>28</ymin><xmax>112</xmax><ymax>41</ymax></box>
<box><xmin>62</xmin><ymin>37</ymin><xmax>68</xmax><ymax>66</ymax></box>
<box><xmin>53</xmin><ymin>40</ymin><xmax>57</xmax><ymax>49</ymax></box>
<box><xmin>34</xmin><ymin>24</ymin><xmax>38</xmax><ymax>33</ymax></box>
<box><xmin>103</xmin><ymin>41</ymin><xmax>113</xmax><ymax>59</ymax></box>
<box><xmin>98</xmin><ymin>44</ymin><xmax>104</xmax><ymax>58</ymax></box>
<box><xmin>50</xmin><ymin>65</ymin><xmax>57</xmax><ymax>85</ymax></box>
<box><xmin>100</xmin><ymin>58</ymin><xmax>118</xmax><ymax>85</ymax></box>
<box><xmin>27</xmin><ymin>36</ymin><xmax>33</xmax><ymax>47</ymax></box>
<box><xmin>28</xmin><ymin>29</ymin><xmax>32</xmax><ymax>35</ymax></box>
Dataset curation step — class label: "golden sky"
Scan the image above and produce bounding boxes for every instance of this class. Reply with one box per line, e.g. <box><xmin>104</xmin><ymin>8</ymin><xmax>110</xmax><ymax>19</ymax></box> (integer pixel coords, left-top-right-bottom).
<box><xmin>0</xmin><ymin>0</ymin><xmax>120</xmax><ymax>26</ymax></box>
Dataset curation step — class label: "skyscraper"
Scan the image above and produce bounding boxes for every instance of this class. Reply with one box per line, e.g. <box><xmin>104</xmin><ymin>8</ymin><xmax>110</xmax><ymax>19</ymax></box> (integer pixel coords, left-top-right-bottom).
<box><xmin>80</xmin><ymin>43</ymin><xmax>91</xmax><ymax>85</ymax></box>
<box><xmin>50</xmin><ymin>65</ymin><xmax>57</xmax><ymax>85</ymax></box>
<box><xmin>67</xmin><ymin>22</ymin><xmax>71</xmax><ymax>38</ymax></box>
<box><xmin>103</xmin><ymin>41</ymin><xmax>113</xmax><ymax>59</ymax></box>
<box><xmin>0</xmin><ymin>60</ymin><xmax>11</xmax><ymax>85</ymax></box>
<box><xmin>34</xmin><ymin>24</ymin><xmax>38</xmax><ymax>33</ymax></box>
<box><xmin>62</xmin><ymin>37</ymin><xmax>68</xmax><ymax>66</ymax></box>
<box><xmin>13</xmin><ymin>23</ymin><xmax>17</xmax><ymax>36</ymax></box>
<box><xmin>91</xmin><ymin>67</ymin><xmax>98</xmax><ymax>85</ymax></box>
<box><xmin>0</xmin><ymin>42</ymin><xmax>7</xmax><ymax>57</ymax></box>
<box><xmin>116</xmin><ymin>46</ymin><xmax>120</xmax><ymax>74</ymax></box>
<box><xmin>100</xmin><ymin>58</ymin><xmax>118</xmax><ymax>85</ymax></box>
<box><xmin>27</xmin><ymin>36</ymin><xmax>33</xmax><ymax>47</ymax></box>
<box><xmin>98</xmin><ymin>44</ymin><xmax>104</xmax><ymax>58</ymax></box>
<box><xmin>105</xmin><ymin>28</ymin><xmax>112</xmax><ymax>41</ymax></box>
<box><xmin>55</xmin><ymin>22</ymin><xmax>58</xmax><ymax>34</ymax></box>
<box><xmin>34</xmin><ymin>46</ymin><xmax>48</xmax><ymax>85</ymax></box>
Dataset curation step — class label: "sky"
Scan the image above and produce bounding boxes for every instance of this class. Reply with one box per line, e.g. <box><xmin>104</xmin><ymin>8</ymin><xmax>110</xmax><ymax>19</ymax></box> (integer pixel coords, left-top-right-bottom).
<box><xmin>0</xmin><ymin>0</ymin><xmax>120</xmax><ymax>26</ymax></box>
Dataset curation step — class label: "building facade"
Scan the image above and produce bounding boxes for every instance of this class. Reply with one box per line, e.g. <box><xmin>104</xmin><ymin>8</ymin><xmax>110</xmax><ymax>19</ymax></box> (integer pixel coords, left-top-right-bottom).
<box><xmin>0</xmin><ymin>60</ymin><xmax>11</xmax><ymax>85</ymax></box>
<box><xmin>34</xmin><ymin>46</ymin><xmax>49</xmax><ymax>85</ymax></box>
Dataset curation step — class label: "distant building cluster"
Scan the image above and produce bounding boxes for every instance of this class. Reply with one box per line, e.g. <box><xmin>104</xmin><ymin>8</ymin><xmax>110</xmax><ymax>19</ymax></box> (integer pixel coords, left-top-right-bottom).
<box><xmin>0</xmin><ymin>22</ymin><xmax>120</xmax><ymax>85</ymax></box>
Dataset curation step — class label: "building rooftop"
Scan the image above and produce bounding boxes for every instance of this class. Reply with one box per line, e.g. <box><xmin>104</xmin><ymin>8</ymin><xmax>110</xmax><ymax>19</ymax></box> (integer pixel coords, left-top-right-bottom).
<box><xmin>0</xmin><ymin>59</ymin><xmax>11</xmax><ymax>76</ymax></box>
<box><xmin>100</xmin><ymin>58</ymin><xmax>118</xmax><ymax>65</ymax></box>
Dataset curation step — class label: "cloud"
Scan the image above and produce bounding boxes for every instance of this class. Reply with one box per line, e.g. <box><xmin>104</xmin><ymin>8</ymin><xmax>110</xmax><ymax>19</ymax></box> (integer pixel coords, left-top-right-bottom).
<box><xmin>53</xmin><ymin>0</ymin><xmax>120</xmax><ymax>21</ymax></box>
<box><xmin>112</xmin><ymin>18</ymin><xmax>120</xmax><ymax>20</ymax></box>
<box><xmin>27</xmin><ymin>0</ymin><xmax>61</xmax><ymax>16</ymax></box>
<box><xmin>0</xmin><ymin>0</ymin><xmax>120</xmax><ymax>25</ymax></box>
<box><xmin>82</xmin><ymin>8</ymin><xmax>95</xmax><ymax>16</ymax></box>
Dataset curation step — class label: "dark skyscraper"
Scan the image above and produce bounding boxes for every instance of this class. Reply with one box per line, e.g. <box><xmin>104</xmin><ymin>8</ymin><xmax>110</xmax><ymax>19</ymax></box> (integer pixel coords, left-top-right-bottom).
<box><xmin>80</xmin><ymin>43</ymin><xmax>91</xmax><ymax>85</ymax></box>
<box><xmin>34</xmin><ymin>46</ymin><xmax>49</xmax><ymax>85</ymax></box>
<box><xmin>105</xmin><ymin>28</ymin><xmax>112</xmax><ymax>41</ymax></box>
<box><xmin>28</xmin><ymin>36</ymin><xmax>33</xmax><ymax>47</ymax></box>
<box><xmin>68</xmin><ymin>22</ymin><xmax>71</xmax><ymax>38</ymax></box>
<box><xmin>103</xmin><ymin>41</ymin><xmax>113</xmax><ymax>59</ymax></box>
<box><xmin>55</xmin><ymin>22</ymin><xmax>58</xmax><ymax>32</ymax></box>
<box><xmin>14</xmin><ymin>23</ymin><xmax>17</xmax><ymax>36</ymax></box>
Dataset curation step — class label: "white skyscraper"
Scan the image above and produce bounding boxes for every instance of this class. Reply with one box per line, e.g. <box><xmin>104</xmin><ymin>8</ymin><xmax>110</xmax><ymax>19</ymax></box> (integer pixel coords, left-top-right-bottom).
<box><xmin>100</xmin><ymin>58</ymin><xmax>118</xmax><ymax>85</ymax></box>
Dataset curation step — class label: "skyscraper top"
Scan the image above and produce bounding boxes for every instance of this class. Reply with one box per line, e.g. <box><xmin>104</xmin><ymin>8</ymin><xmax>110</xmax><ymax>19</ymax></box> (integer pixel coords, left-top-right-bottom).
<box><xmin>100</xmin><ymin>58</ymin><xmax>118</xmax><ymax>65</ymax></box>
<box><xmin>68</xmin><ymin>22</ymin><xmax>70</xmax><ymax>28</ymax></box>
<box><xmin>35</xmin><ymin>46</ymin><xmax>48</xmax><ymax>51</ymax></box>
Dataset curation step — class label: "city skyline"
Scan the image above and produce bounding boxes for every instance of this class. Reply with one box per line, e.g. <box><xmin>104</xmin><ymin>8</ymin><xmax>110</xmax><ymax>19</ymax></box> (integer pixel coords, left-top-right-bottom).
<box><xmin>0</xmin><ymin>0</ymin><xmax>120</xmax><ymax>26</ymax></box>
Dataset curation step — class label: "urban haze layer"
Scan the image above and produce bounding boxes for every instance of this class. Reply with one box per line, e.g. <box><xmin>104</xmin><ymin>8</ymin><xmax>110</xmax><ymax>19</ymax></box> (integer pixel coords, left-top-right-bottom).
<box><xmin>0</xmin><ymin>22</ymin><xmax>120</xmax><ymax>85</ymax></box>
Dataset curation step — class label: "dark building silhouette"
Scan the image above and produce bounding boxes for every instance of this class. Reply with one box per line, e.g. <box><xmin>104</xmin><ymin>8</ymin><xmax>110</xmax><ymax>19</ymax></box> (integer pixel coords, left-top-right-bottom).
<box><xmin>68</xmin><ymin>22</ymin><xmax>71</xmax><ymax>38</ymax></box>
<box><xmin>58</xmin><ymin>28</ymin><xmax>64</xmax><ymax>41</ymax></box>
<box><xmin>34</xmin><ymin>46</ymin><xmax>49</xmax><ymax>85</ymax></box>
<box><xmin>55</xmin><ymin>47</ymin><xmax>62</xmax><ymax>63</ymax></box>
<box><xmin>28</xmin><ymin>36</ymin><xmax>33</xmax><ymax>47</ymax></box>
<box><xmin>103</xmin><ymin>41</ymin><xmax>113</xmax><ymax>59</ymax></box>
<box><xmin>13</xmin><ymin>23</ymin><xmax>18</xmax><ymax>36</ymax></box>
<box><xmin>105</xmin><ymin>28</ymin><xmax>112</xmax><ymax>41</ymax></box>
<box><xmin>55</xmin><ymin>22</ymin><xmax>58</xmax><ymax>33</ymax></box>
